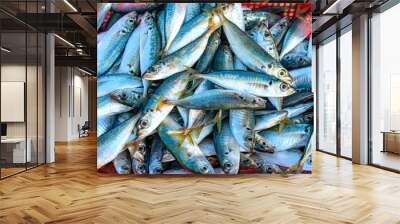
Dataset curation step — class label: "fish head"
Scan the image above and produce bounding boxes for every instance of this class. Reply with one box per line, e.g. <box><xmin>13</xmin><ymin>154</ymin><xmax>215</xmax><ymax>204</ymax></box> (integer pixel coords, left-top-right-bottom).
<box><xmin>254</xmin><ymin>134</ymin><xmax>275</xmax><ymax>153</ymax></box>
<box><xmin>120</xmin><ymin>11</ymin><xmax>138</xmax><ymax>35</ymax></box>
<box><xmin>271</xmin><ymin>80</ymin><xmax>296</xmax><ymax>97</ymax></box>
<box><xmin>142</xmin><ymin>11</ymin><xmax>154</xmax><ymax>25</ymax></box>
<box><xmin>269</xmin><ymin>65</ymin><xmax>293</xmax><ymax>84</ymax></box>
<box><xmin>142</xmin><ymin>61</ymin><xmax>171</xmax><ymax>80</ymax></box>
<box><xmin>131</xmin><ymin>158</ymin><xmax>146</xmax><ymax>175</ymax></box>
<box><xmin>114</xmin><ymin>161</ymin><xmax>131</xmax><ymax>175</ymax></box>
<box><xmin>135</xmin><ymin>112</ymin><xmax>157</xmax><ymax>140</ymax></box>
<box><xmin>238</xmin><ymin>93</ymin><xmax>266</xmax><ymax>108</ymax></box>
<box><xmin>149</xmin><ymin>164</ymin><xmax>163</xmax><ymax>175</ymax></box>
<box><xmin>189</xmin><ymin>156</ymin><xmax>215</xmax><ymax>174</ymax></box>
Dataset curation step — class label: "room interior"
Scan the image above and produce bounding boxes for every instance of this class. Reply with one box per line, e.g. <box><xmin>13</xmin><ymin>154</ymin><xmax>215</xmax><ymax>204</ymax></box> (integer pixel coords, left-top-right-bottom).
<box><xmin>0</xmin><ymin>0</ymin><xmax>400</xmax><ymax>223</ymax></box>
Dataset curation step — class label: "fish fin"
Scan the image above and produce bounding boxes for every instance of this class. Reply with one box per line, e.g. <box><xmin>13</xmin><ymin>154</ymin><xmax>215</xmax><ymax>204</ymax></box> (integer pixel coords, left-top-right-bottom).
<box><xmin>153</xmin><ymin>95</ymin><xmax>175</xmax><ymax>111</ymax></box>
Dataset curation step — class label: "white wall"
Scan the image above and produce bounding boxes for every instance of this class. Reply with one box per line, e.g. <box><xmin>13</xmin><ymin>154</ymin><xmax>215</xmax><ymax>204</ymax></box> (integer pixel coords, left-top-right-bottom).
<box><xmin>54</xmin><ymin>67</ymin><xmax>89</xmax><ymax>141</ymax></box>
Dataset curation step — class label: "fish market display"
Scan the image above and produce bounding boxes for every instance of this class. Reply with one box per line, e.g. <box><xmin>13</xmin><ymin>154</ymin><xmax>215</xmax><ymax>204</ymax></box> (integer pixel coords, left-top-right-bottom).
<box><xmin>97</xmin><ymin>3</ymin><xmax>313</xmax><ymax>175</ymax></box>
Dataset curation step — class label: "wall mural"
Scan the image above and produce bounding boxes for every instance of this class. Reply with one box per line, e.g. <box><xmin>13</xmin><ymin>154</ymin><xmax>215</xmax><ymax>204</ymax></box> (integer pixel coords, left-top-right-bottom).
<box><xmin>97</xmin><ymin>3</ymin><xmax>313</xmax><ymax>175</ymax></box>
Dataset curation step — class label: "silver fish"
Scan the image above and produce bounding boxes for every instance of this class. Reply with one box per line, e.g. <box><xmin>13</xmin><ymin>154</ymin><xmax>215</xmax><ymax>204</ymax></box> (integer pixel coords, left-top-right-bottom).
<box><xmin>128</xmin><ymin>141</ymin><xmax>147</xmax><ymax>174</ymax></box>
<box><xmin>98</xmin><ymin>73</ymin><xmax>142</xmax><ymax>97</ymax></box>
<box><xmin>258</xmin><ymin>124</ymin><xmax>313</xmax><ymax>152</ymax></box>
<box><xmin>168</xmin><ymin>89</ymin><xmax>266</xmax><ymax>110</ymax></box>
<box><xmin>249</xmin><ymin>20</ymin><xmax>279</xmax><ymax>60</ymax></box>
<box><xmin>284</xmin><ymin>102</ymin><xmax>314</xmax><ymax>118</ymax></box>
<box><xmin>214</xmin><ymin>120</ymin><xmax>241</xmax><ymax>174</ymax></box>
<box><xmin>97</xmin><ymin>95</ymin><xmax>132</xmax><ymax>118</ymax></box>
<box><xmin>229</xmin><ymin>110</ymin><xmax>255</xmax><ymax>151</ymax></box>
<box><xmin>280</xmin><ymin>16</ymin><xmax>312</xmax><ymax>59</ymax></box>
<box><xmin>213</xmin><ymin>44</ymin><xmax>234</xmax><ymax>70</ymax></box>
<box><xmin>97</xmin><ymin>115</ymin><xmax>116</xmax><ymax>137</ymax></box>
<box><xmin>143</xmin><ymin>23</ymin><xmax>221</xmax><ymax>80</ymax></box>
<box><xmin>148</xmin><ymin>135</ymin><xmax>164</xmax><ymax>175</ymax></box>
<box><xmin>97</xmin><ymin>115</ymin><xmax>139</xmax><ymax>169</ymax></box>
<box><xmin>113</xmin><ymin>150</ymin><xmax>132</xmax><ymax>175</ymax></box>
<box><xmin>195</xmin><ymin>70</ymin><xmax>295</xmax><ymax>97</ymax></box>
<box><xmin>220</xmin><ymin>12</ymin><xmax>292</xmax><ymax>84</ymax></box>
<box><xmin>195</xmin><ymin>30</ymin><xmax>221</xmax><ymax>72</ymax></box>
<box><xmin>254</xmin><ymin>110</ymin><xmax>288</xmax><ymax>131</ymax></box>
<box><xmin>164</xmin><ymin>3</ymin><xmax>188</xmax><ymax>53</ymax></box>
<box><xmin>117</xmin><ymin>25</ymin><xmax>141</xmax><ymax>75</ymax></box>
<box><xmin>97</xmin><ymin>11</ymin><xmax>138</xmax><ymax>75</ymax></box>
<box><xmin>158</xmin><ymin>115</ymin><xmax>215</xmax><ymax>174</ymax></box>
<box><xmin>270</xmin><ymin>16</ymin><xmax>290</xmax><ymax>47</ymax></box>
<box><xmin>140</xmin><ymin>12</ymin><xmax>161</xmax><ymax>96</ymax></box>
<box><xmin>135</xmin><ymin>72</ymin><xmax>192</xmax><ymax>141</ymax></box>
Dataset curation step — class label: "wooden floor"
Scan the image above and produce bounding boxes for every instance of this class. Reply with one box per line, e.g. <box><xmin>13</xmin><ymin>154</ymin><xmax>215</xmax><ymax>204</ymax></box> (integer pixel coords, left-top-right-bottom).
<box><xmin>1</xmin><ymin>136</ymin><xmax>400</xmax><ymax>224</ymax></box>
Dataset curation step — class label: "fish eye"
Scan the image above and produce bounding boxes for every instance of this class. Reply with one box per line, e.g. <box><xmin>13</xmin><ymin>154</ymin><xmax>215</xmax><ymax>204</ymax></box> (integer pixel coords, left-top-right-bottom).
<box><xmin>139</xmin><ymin>119</ymin><xmax>150</xmax><ymax>128</ymax></box>
<box><xmin>201</xmin><ymin>166</ymin><xmax>209</xmax><ymax>172</ymax></box>
<box><xmin>149</xmin><ymin>27</ymin><xmax>153</xmax><ymax>31</ymax></box>
<box><xmin>246</xmin><ymin>135</ymin><xmax>253</xmax><ymax>142</ymax></box>
<box><xmin>268</xmin><ymin>80</ymin><xmax>273</xmax><ymax>86</ymax></box>
<box><xmin>280</xmin><ymin>83</ymin><xmax>288</xmax><ymax>91</ymax></box>
<box><xmin>224</xmin><ymin>162</ymin><xmax>232</xmax><ymax>169</ymax></box>
<box><xmin>267</xmin><ymin>64</ymin><xmax>273</xmax><ymax>69</ymax></box>
<box><xmin>279</xmin><ymin>69</ymin><xmax>287</xmax><ymax>77</ymax></box>
<box><xmin>121</xmin><ymin>93</ymin><xmax>127</xmax><ymax>98</ymax></box>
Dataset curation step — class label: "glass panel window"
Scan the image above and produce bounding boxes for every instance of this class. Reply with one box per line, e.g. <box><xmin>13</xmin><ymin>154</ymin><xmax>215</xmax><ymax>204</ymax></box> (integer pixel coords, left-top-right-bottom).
<box><xmin>318</xmin><ymin>37</ymin><xmax>337</xmax><ymax>154</ymax></box>
<box><xmin>339</xmin><ymin>28</ymin><xmax>352</xmax><ymax>158</ymax></box>
<box><xmin>371</xmin><ymin>3</ymin><xmax>400</xmax><ymax>171</ymax></box>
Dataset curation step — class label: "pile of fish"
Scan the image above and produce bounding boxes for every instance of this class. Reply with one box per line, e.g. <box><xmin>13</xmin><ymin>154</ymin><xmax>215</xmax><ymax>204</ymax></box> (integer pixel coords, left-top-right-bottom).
<box><xmin>97</xmin><ymin>3</ymin><xmax>313</xmax><ymax>175</ymax></box>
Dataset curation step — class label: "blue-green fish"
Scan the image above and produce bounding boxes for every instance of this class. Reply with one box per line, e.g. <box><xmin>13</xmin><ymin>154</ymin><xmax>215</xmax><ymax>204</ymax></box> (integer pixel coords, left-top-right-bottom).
<box><xmin>159</xmin><ymin>115</ymin><xmax>214</xmax><ymax>174</ymax></box>
<box><xmin>229</xmin><ymin>109</ymin><xmax>255</xmax><ymax>151</ymax></box>
<box><xmin>220</xmin><ymin>12</ymin><xmax>292</xmax><ymax>84</ymax></box>
<box><xmin>270</xmin><ymin>16</ymin><xmax>289</xmax><ymax>47</ymax></box>
<box><xmin>97</xmin><ymin>95</ymin><xmax>132</xmax><ymax>118</ymax></box>
<box><xmin>164</xmin><ymin>3</ymin><xmax>188</xmax><ymax>53</ymax></box>
<box><xmin>97</xmin><ymin>115</ymin><xmax>116</xmax><ymax>137</ymax></box>
<box><xmin>283</xmin><ymin>91</ymin><xmax>313</xmax><ymax>107</ymax></box>
<box><xmin>97</xmin><ymin>3</ymin><xmax>112</xmax><ymax>31</ymax></box>
<box><xmin>117</xmin><ymin>26</ymin><xmax>141</xmax><ymax>75</ymax></box>
<box><xmin>243</xmin><ymin>11</ymin><xmax>281</xmax><ymax>30</ymax></box>
<box><xmin>97</xmin><ymin>11</ymin><xmax>138</xmax><ymax>75</ymax></box>
<box><xmin>248</xmin><ymin>20</ymin><xmax>279</xmax><ymax>60</ymax></box>
<box><xmin>280</xmin><ymin>16</ymin><xmax>311</xmax><ymax>59</ymax></box>
<box><xmin>143</xmin><ymin>24</ymin><xmax>220</xmax><ymax>80</ymax></box>
<box><xmin>157</xmin><ymin>10</ymin><xmax>166</xmax><ymax>49</ymax></box>
<box><xmin>113</xmin><ymin>150</ymin><xmax>132</xmax><ymax>175</ymax></box>
<box><xmin>195</xmin><ymin>30</ymin><xmax>221</xmax><ymax>72</ymax></box>
<box><xmin>258</xmin><ymin>124</ymin><xmax>313</xmax><ymax>152</ymax></box>
<box><xmin>184</xmin><ymin>3</ymin><xmax>201</xmax><ymax>23</ymax></box>
<box><xmin>254</xmin><ymin>110</ymin><xmax>288</xmax><ymax>131</ymax></box>
<box><xmin>213</xmin><ymin>44</ymin><xmax>234</xmax><ymax>70</ymax></box>
<box><xmin>110</xmin><ymin>88</ymin><xmax>142</xmax><ymax>108</ymax></box>
<box><xmin>148</xmin><ymin>135</ymin><xmax>164</xmax><ymax>175</ymax></box>
<box><xmin>214</xmin><ymin>120</ymin><xmax>241</xmax><ymax>174</ymax></box>
<box><xmin>166</xmin><ymin>9</ymin><xmax>222</xmax><ymax>55</ymax></box>
<box><xmin>135</xmin><ymin>72</ymin><xmax>192</xmax><ymax>141</ymax></box>
<box><xmin>290</xmin><ymin>66</ymin><xmax>312</xmax><ymax>91</ymax></box>
<box><xmin>98</xmin><ymin>73</ymin><xmax>142</xmax><ymax>97</ymax></box>
<box><xmin>233</xmin><ymin>56</ymin><xmax>247</xmax><ymax>71</ymax></box>
<box><xmin>167</xmin><ymin>89</ymin><xmax>266</xmax><ymax>110</ymax></box>
<box><xmin>140</xmin><ymin>12</ymin><xmax>161</xmax><ymax>96</ymax></box>
<box><xmin>281</xmin><ymin>52</ymin><xmax>311</xmax><ymax>69</ymax></box>
<box><xmin>195</xmin><ymin>70</ymin><xmax>295</xmax><ymax>97</ymax></box>
<box><xmin>97</xmin><ymin>115</ymin><xmax>139</xmax><ymax>169</ymax></box>
<box><xmin>284</xmin><ymin>102</ymin><xmax>313</xmax><ymax>118</ymax></box>
<box><xmin>128</xmin><ymin>141</ymin><xmax>147</xmax><ymax>175</ymax></box>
